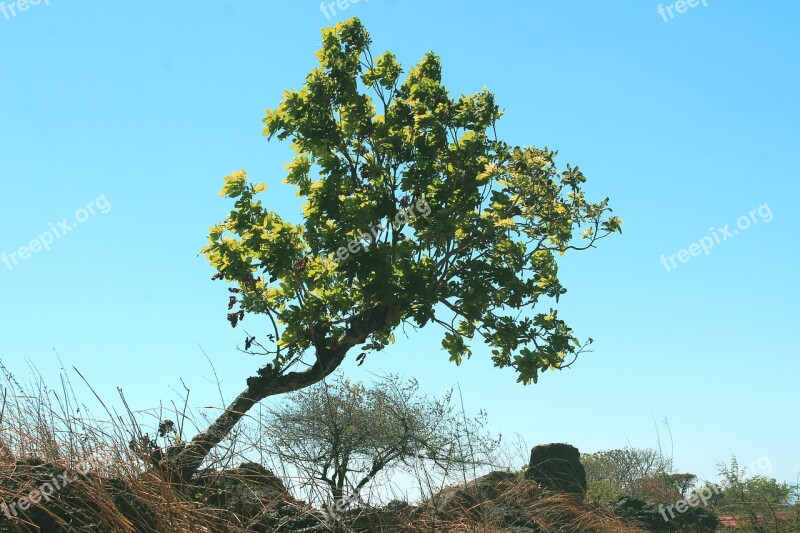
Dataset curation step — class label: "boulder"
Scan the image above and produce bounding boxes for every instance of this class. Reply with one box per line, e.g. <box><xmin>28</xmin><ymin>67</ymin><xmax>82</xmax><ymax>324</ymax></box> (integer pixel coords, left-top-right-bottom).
<box><xmin>192</xmin><ymin>462</ymin><xmax>329</xmax><ymax>532</ymax></box>
<box><xmin>524</xmin><ymin>443</ymin><xmax>587</xmax><ymax>497</ymax></box>
<box><xmin>431</xmin><ymin>470</ymin><xmax>539</xmax><ymax>531</ymax></box>
<box><xmin>611</xmin><ymin>496</ymin><xmax>719</xmax><ymax>532</ymax></box>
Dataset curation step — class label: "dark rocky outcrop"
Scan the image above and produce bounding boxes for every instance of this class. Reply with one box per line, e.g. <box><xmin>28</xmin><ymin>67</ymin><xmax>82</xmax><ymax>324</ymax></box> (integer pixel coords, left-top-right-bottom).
<box><xmin>0</xmin><ymin>459</ymin><xmax>329</xmax><ymax>532</ymax></box>
<box><xmin>0</xmin><ymin>444</ymin><xmax>725</xmax><ymax>532</ymax></box>
<box><xmin>190</xmin><ymin>462</ymin><xmax>329</xmax><ymax>532</ymax></box>
<box><xmin>524</xmin><ymin>443</ymin><xmax>587</xmax><ymax>497</ymax></box>
<box><xmin>612</xmin><ymin>495</ymin><xmax>719</xmax><ymax>532</ymax></box>
<box><xmin>408</xmin><ymin>470</ymin><xmax>541</xmax><ymax>532</ymax></box>
<box><xmin>0</xmin><ymin>458</ymin><xmax>157</xmax><ymax>532</ymax></box>
<box><xmin>436</xmin><ymin>470</ymin><xmax>520</xmax><ymax>512</ymax></box>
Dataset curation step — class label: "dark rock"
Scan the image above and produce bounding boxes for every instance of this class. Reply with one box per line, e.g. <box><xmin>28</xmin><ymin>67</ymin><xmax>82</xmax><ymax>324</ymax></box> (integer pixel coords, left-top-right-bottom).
<box><xmin>524</xmin><ymin>443</ymin><xmax>587</xmax><ymax>496</ymax></box>
<box><xmin>191</xmin><ymin>462</ymin><xmax>329</xmax><ymax>532</ymax></box>
<box><xmin>438</xmin><ymin>470</ymin><xmax>519</xmax><ymax>511</ymax></box>
<box><xmin>611</xmin><ymin>495</ymin><xmax>719</xmax><ymax>532</ymax></box>
<box><xmin>0</xmin><ymin>458</ymin><xmax>156</xmax><ymax>532</ymax></box>
<box><xmin>0</xmin><ymin>458</ymin><xmax>328</xmax><ymax>532</ymax></box>
<box><xmin>191</xmin><ymin>461</ymin><xmax>287</xmax><ymax>518</ymax></box>
<box><xmin>431</xmin><ymin>470</ymin><xmax>540</xmax><ymax>531</ymax></box>
<box><xmin>385</xmin><ymin>499</ymin><xmax>410</xmax><ymax>511</ymax></box>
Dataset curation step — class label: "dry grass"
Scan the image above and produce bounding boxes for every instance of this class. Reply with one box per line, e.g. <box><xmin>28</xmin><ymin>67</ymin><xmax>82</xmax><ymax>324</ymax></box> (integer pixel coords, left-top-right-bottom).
<box><xmin>338</xmin><ymin>474</ymin><xmax>650</xmax><ymax>532</ymax></box>
<box><xmin>420</xmin><ymin>477</ymin><xmax>649</xmax><ymax>533</ymax></box>
<box><xmin>0</xmin><ymin>364</ymin><xmax>656</xmax><ymax>532</ymax></box>
<box><xmin>0</xmin><ymin>362</ymin><xmax>254</xmax><ymax>532</ymax></box>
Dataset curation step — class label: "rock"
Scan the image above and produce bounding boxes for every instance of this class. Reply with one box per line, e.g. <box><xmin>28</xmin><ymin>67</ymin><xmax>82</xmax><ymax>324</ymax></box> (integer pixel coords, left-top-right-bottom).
<box><xmin>192</xmin><ymin>461</ymin><xmax>288</xmax><ymax>518</ymax></box>
<box><xmin>385</xmin><ymin>499</ymin><xmax>410</xmax><ymax>511</ymax></box>
<box><xmin>437</xmin><ymin>470</ymin><xmax>520</xmax><ymax>511</ymax></box>
<box><xmin>0</xmin><ymin>458</ymin><xmax>156</xmax><ymax>532</ymax></box>
<box><xmin>428</xmin><ymin>470</ymin><xmax>541</xmax><ymax>531</ymax></box>
<box><xmin>192</xmin><ymin>462</ymin><xmax>329</xmax><ymax>532</ymax></box>
<box><xmin>611</xmin><ymin>495</ymin><xmax>719</xmax><ymax>532</ymax></box>
<box><xmin>524</xmin><ymin>443</ymin><xmax>587</xmax><ymax>497</ymax></box>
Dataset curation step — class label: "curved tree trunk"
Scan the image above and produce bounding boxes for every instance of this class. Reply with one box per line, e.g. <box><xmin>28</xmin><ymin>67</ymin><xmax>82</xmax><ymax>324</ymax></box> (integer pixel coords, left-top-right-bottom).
<box><xmin>168</xmin><ymin>349</ymin><xmax>343</xmax><ymax>479</ymax></box>
<box><xmin>168</xmin><ymin>302</ymin><xmax>405</xmax><ymax>481</ymax></box>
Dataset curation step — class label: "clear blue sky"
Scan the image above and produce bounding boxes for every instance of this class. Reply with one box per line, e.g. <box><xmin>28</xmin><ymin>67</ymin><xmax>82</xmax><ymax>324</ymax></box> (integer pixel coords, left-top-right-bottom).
<box><xmin>1</xmin><ymin>1</ymin><xmax>798</xmax><ymax>487</ymax></box>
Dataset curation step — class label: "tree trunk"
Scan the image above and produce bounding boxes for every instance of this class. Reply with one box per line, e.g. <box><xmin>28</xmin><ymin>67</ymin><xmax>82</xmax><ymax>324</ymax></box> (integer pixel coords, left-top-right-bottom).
<box><xmin>166</xmin><ymin>348</ymin><xmax>343</xmax><ymax>480</ymax></box>
<box><xmin>167</xmin><ymin>301</ymin><xmax>405</xmax><ymax>481</ymax></box>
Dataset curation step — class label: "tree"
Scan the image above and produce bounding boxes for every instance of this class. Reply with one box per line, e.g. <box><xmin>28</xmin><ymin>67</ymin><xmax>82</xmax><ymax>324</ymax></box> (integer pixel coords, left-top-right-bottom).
<box><xmin>171</xmin><ymin>17</ymin><xmax>622</xmax><ymax>478</ymax></box>
<box><xmin>583</xmin><ymin>447</ymin><xmax>675</xmax><ymax>501</ymax></box>
<box><xmin>261</xmin><ymin>372</ymin><xmax>499</xmax><ymax>510</ymax></box>
<box><xmin>661</xmin><ymin>473</ymin><xmax>698</xmax><ymax>498</ymax></box>
<box><xmin>709</xmin><ymin>457</ymin><xmax>800</xmax><ymax>532</ymax></box>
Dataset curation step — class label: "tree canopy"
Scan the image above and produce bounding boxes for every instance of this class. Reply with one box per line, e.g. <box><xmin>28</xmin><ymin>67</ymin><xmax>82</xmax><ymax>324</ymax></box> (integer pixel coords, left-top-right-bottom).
<box><xmin>202</xmin><ymin>17</ymin><xmax>621</xmax><ymax>386</ymax></box>
<box><xmin>177</xmin><ymin>17</ymin><xmax>621</xmax><ymax>478</ymax></box>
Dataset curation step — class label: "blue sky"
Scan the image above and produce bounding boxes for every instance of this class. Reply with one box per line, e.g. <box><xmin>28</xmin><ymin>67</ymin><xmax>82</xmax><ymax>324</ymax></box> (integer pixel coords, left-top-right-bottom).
<box><xmin>1</xmin><ymin>1</ymin><xmax>798</xmax><ymax>487</ymax></box>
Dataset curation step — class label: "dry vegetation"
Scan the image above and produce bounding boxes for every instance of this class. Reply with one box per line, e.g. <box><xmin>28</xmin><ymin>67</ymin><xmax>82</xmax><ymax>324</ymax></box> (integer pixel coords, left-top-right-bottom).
<box><xmin>0</xmin><ymin>364</ymin><xmax>655</xmax><ymax>532</ymax></box>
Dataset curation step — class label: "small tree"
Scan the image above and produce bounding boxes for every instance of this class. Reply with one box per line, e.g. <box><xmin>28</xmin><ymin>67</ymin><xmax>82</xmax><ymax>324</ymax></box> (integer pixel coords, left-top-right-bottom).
<box><xmin>262</xmin><ymin>372</ymin><xmax>500</xmax><ymax>510</ymax></box>
<box><xmin>583</xmin><ymin>447</ymin><xmax>675</xmax><ymax>501</ymax></box>
<box><xmin>170</xmin><ymin>17</ymin><xmax>621</xmax><ymax>478</ymax></box>
<box><xmin>709</xmin><ymin>457</ymin><xmax>800</xmax><ymax>532</ymax></box>
<box><xmin>661</xmin><ymin>473</ymin><xmax>698</xmax><ymax>498</ymax></box>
